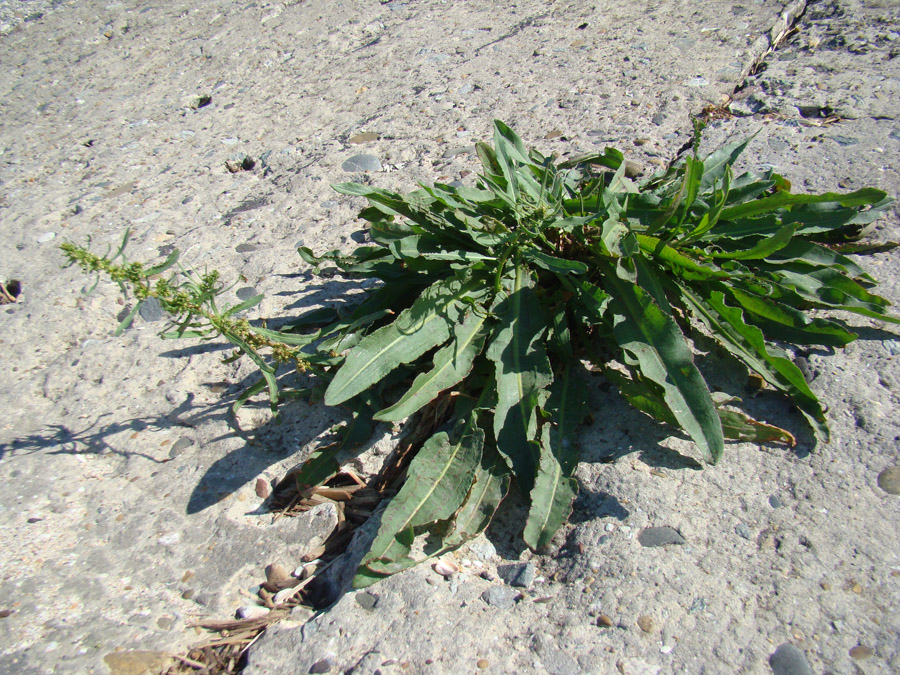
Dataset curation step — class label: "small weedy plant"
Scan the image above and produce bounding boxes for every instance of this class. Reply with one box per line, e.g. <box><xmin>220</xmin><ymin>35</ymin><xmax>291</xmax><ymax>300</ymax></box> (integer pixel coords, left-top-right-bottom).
<box><xmin>63</xmin><ymin>121</ymin><xmax>898</xmax><ymax>587</ymax></box>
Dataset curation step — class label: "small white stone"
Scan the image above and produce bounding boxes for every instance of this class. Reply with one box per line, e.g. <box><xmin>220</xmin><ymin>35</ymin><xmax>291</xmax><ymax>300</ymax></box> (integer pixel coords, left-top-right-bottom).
<box><xmin>660</xmin><ymin>645</ymin><xmax>674</xmax><ymax>654</ymax></box>
<box><xmin>157</xmin><ymin>532</ymin><xmax>181</xmax><ymax>546</ymax></box>
<box><xmin>37</xmin><ymin>232</ymin><xmax>56</xmax><ymax>243</ymax></box>
<box><xmin>237</xmin><ymin>605</ymin><xmax>270</xmax><ymax>620</ymax></box>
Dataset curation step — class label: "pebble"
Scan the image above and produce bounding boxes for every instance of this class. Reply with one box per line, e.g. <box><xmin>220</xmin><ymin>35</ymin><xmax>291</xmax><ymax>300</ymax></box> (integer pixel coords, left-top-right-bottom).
<box><xmin>37</xmin><ymin>232</ymin><xmax>56</xmax><ymax>243</ymax></box>
<box><xmin>237</xmin><ymin>605</ymin><xmax>270</xmax><ymax>620</ymax></box>
<box><xmin>236</xmin><ymin>286</ymin><xmax>260</xmax><ymax>301</ymax></box>
<box><xmin>616</xmin><ymin>658</ymin><xmax>661</xmax><ymax>675</ymax></box>
<box><xmin>686</xmin><ymin>76</ymin><xmax>709</xmax><ymax>87</ymax></box>
<box><xmin>341</xmin><ymin>154</ymin><xmax>382</xmax><ymax>172</ymax></box>
<box><xmin>355</xmin><ymin>592</ymin><xmax>378</xmax><ymax>611</ymax></box>
<box><xmin>255</xmin><ymin>478</ymin><xmax>270</xmax><ymax>499</ymax></box>
<box><xmin>637</xmin><ymin>615</ymin><xmax>655</xmax><ymax>633</ymax></box>
<box><xmin>497</xmin><ymin>562</ymin><xmax>536</xmax><ymax>588</ymax></box>
<box><xmin>849</xmin><ymin>645</ymin><xmax>873</xmax><ymax>660</ymax></box>
<box><xmin>157</xmin><ymin>532</ymin><xmax>181</xmax><ymax>546</ymax></box>
<box><xmin>768</xmin><ymin>643</ymin><xmax>813</xmax><ymax>675</ymax></box>
<box><xmin>688</xmin><ymin>597</ymin><xmax>707</xmax><ymax>614</ymax></box>
<box><xmin>103</xmin><ymin>650</ymin><xmax>173</xmax><ymax>675</ymax></box>
<box><xmin>168</xmin><ymin>437</ymin><xmax>193</xmax><ymax>459</ymax></box>
<box><xmin>769</xmin><ymin>495</ymin><xmax>783</xmax><ymax>508</ymax></box>
<box><xmin>138</xmin><ymin>297</ymin><xmax>165</xmax><ymax>322</ymax></box>
<box><xmin>597</xmin><ymin>615</ymin><xmax>615</xmax><ymax>627</ymax></box>
<box><xmin>637</xmin><ymin>526</ymin><xmax>685</xmax><ymax>547</ymax></box>
<box><xmin>735</xmin><ymin>523</ymin><xmax>752</xmax><ymax>540</ymax></box>
<box><xmin>476</xmin><ymin>658</ymin><xmax>489</xmax><ymax>669</ymax></box>
<box><xmin>265</xmin><ymin>563</ymin><xmax>292</xmax><ymax>586</ymax></box>
<box><xmin>877</xmin><ymin>466</ymin><xmax>900</xmax><ymax>495</ymax></box>
<box><xmin>308</xmin><ymin>657</ymin><xmax>334</xmax><ymax>674</ymax></box>
<box><xmin>235</xmin><ymin>243</ymin><xmax>257</xmax><ymax>253</ymax></box>
<box><xmin>348</xmin><ymin>132</ymin><xmax>379</xmax><ymax>144</ymax></box>
<box><xmin>481</xmin><ymin>586</ymin><xmax>519</xmax><ymax>609</ymax></box>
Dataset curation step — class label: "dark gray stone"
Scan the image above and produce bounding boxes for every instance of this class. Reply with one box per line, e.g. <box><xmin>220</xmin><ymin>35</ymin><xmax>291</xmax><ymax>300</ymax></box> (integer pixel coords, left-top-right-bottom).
<box><xmin>138</xmin><ymin>297</ymin><xmax>165</xmax><ymax>322</ymax></box>
<box><xmin>735</xmin><ymin>523</ymin><xmax>752</xmax><ymax>540</ymax></box>
<box><xmin>638</xmin><ymin>526</ymin><xmax>686</xmax><ymax>547</ymax></box>
<box><xmin>497</xmin><ymin>562</ymin><xmax>536</xmax><ymax>588</ymax></box>
<box><xmin>829</xmin><ymin>135</ymin><xmax>859</xmax><ymax>146</ymax></box>
<box><xmin>236</xmin><ymin>286</ymin><xmax>260</xmax><ymax>301</ymax></box>
<box><xmin>235</xmin><ymin>243</ymin><xmax>257</xmax><ymax>253</ymax></box>
<box><xmin>355</xmin><ymin>591</ymin><xmax>378</xmax><ymax>611</ymax></box>
<box><xmin>769</xmin><ymin>643</ymin><xmax>813</xmax><ymax>675</ymax></box>
<box><xmin>769</xmin><ymin>495</ymin><xmax>783</xmax><ymax>509</ymax></box>
<box><xmin>481</xmin><ymin>586</ymin><xmax>519</xmax><ymax>609</ymax></box>
<box><xmin>341</xmin><ymin>154</ymin><xmax>382</xmax><ymax>172</ymax></box>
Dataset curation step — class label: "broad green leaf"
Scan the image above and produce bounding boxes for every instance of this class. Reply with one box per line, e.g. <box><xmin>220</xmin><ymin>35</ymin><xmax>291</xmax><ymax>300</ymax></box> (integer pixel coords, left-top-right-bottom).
<box><xmin>438</xmin><ymin>444</ymin><xmax>511</xmax><ymax>551</ymax></box>
<box><xmin>766</xmin><ymin>239</ymin><xmax>868</xmax><ymax>279</ymax></box>
<box><xmin>325</xmin><ymin>276</ymin><xmax>480</xmax><ymax>406</ymax></box>
<box><xmin>374</xmin><ymin>310</ymin><xmax>489</xmax><ymax>421</ymax></box>
<box><xmin>598</xmin><ymin>260</ymin><xmax>723</xmax><ymax>463</ymax></box>
<box><xmin>524</xmin><ymin>367</ymin><xmax>587</xmax><ymax>550</ymax></box>
<box><xmin>354</xmin><ymin>418</ymin><xmax>484</xmax><ymax>587</ymax></box>
<box><xmin>700</xmin><ymin>136</ymin><xmax>753</xmax><ymax>189</ymax></box>
<box><xmin>486</xmin><ymin>266</ymin><xmax>553</xmax><ymax>491</ymax></box>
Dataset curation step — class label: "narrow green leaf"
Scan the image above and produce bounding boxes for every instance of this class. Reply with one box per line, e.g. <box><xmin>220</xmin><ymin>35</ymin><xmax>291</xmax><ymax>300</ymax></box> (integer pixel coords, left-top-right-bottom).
<box><xmin>325</xmin><ymin>276</ymin><xmax>480</xmax><ymax>406</ymax></box>
<box><xmin>719</xmin><ymin>187</ymin><xmax>887</xmax><ymax>222</ymax></box>
<box><xmin>223</xmin><ymin>293</ymin><xmax>264</xmax><ymax>317</ymax></box>
<box><xmin>486</xmin><ymin>266</ymin><xmax>553</xmax><ymax>491</ymax></box>
<box><xmin>773</xmin><ymin>267</ymin><xmax>900</xmax><ymax>323</ymax></box>
<box><xmin>682</xmin><ymin>288</ymin><xmax>828</xmax><ymax>439</ymax></box>
<box><xmin>726</xmin><ymin>286</ymin><xmax>858</xmax><ymax>347</ymax></box>
<box><xmin>354</xmin><ymin>418</ymin><xmax>484</xmax><ymax>586</ymax></box>
<box><xmin>374</xmin><ymin>310</ymin><xmax>489</xmax><ymax>421</ymax></box>
<box><xmin>710</xmin><ymin>224</ymin><xmax>796</xmax><ymax>260</ymax></box>
<box><xmin>635</xmin><ymin>234</ymin><xmax>721</xmax><ymax>280</ymax></box>
<box><xmin>598</xmin><ymin>260</ymin><xmax>723</xmax><ymax>463</ymax></box>
<box><xmin>524</xmin><ymin>368</ymin><xmax>587</xmax><ymax>550</ymax></box>
<box><xmin>523</xmin><ymin>249</ymin><xmax>589</xmax><ymax>275</ymax></box>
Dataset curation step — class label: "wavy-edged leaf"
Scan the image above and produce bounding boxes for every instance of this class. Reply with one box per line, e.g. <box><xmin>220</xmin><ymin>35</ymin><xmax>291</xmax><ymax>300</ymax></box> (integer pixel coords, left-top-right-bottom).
<box><xmin>486</xmin><ymin>267</ymin><xmax>553</xmax><ymax>491</ymax></box>
<box><xmin>374</xmin><ymin>310</ymin><xmax>489</xmax><ymax>421</ymax></box>
<box><xmin>524</xmin><ymin>367</ymin><xmax>587</xmax><ymax>550</ymax></box>
<box><xmin>354</xmin><ymin>417</ymin><xmax>484</xmax><ymax>587</ymax></box>
<box><xmin>773</xmin><ymin>266</ymin><xmax>900</xmax><ymax>323</ymax></box>
<box><xmin>438</xmin><ymin>443</ymin><xmax>511</xmax><ymax>551</ymax></box>
<box><xmin>718</xmin><ymin>408</ymin><xmax>796</xmax><ymax>446</ymax></box>
<box><xmin>683</xmin><ymin>288</ymin><xmax>828</xmax><ymax>440</ymax></box>
<box><xmin>726</xmin><ymin>285</ymin><xmax>857</xmax><ymax>347</ymax></box>
<box><xmin>598</xmin><ymin>260</ymin><xmax>723</xmax><ymax>463</ymax></box>
<box><xmin>325</xmin><ymin>276</ymin><xmax>481</xmax><ymax>406</ymax></box>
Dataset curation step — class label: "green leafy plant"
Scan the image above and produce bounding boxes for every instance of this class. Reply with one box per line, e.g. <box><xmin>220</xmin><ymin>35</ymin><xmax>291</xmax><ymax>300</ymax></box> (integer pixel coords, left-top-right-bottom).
<box><xmin>63</xmin><ymin>121</ymin><xmax>897</xmax><ymax>587</ymax></box>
